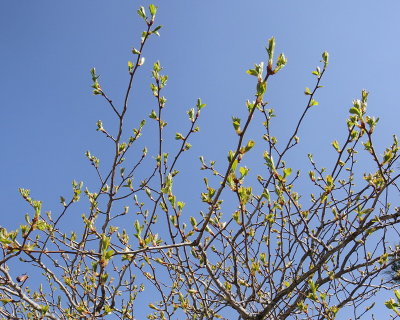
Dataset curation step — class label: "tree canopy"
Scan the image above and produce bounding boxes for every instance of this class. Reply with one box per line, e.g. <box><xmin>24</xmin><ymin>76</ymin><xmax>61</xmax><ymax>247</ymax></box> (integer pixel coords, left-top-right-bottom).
<box><xmin>1</xmin><ymin>4</ymin><xmax>400</xmax><ymax>320</ymax></box>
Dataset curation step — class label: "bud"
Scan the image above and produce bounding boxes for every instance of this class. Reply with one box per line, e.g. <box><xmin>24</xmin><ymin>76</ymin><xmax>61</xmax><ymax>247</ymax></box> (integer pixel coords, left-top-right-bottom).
<box><xmin>266</xmin><ymin>37</ymin><xmax>276</xmax><ymax>67</ymax></box>
<box><xmin>361</xmin><ymin>89</ymin><xmax>369</xmax><ymax>103</ymax></box>
<box><xmin>16</xmin><ymin>274</ymin><xmax>29</xmax><ymax>282</ymax></box>
<box><xmin>322</xmin><ymin>51</ymin><xmax>329</xmax><ymax>68</ymax></box>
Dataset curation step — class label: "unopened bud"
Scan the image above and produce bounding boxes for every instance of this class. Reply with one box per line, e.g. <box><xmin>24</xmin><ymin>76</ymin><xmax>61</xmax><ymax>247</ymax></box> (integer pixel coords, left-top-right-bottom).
<box><xmin>16</xmin><ymin>274</ymin><xmax>29</xmax><ymax>282</ymax></box>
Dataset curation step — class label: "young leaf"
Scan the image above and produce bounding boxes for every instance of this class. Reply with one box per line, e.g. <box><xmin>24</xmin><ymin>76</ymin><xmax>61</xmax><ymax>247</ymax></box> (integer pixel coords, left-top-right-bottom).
<box><xmin>149</xmin><ymin>4</ymin><xmax>157</xmax><ymax>17</ymax></box>
<box><xmin>137</xmin><ymin>6</ymin><xmax>147</xmax><ymax>20</ymax></box>
<box><xmin>322</xmin><ymin>51</ymin><xmax>329</xmax><ymax>68</ymax></box>
<box><xmin>246</xmin><ymin>69</ymin><xmax>258</xmax><ymax>76</ymax></box>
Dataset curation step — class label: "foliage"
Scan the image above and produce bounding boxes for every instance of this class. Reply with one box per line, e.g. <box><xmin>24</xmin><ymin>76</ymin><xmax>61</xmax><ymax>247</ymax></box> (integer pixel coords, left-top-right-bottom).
<box><xmin>1</xmin><ymin>5</ymin><xmax>400</xmax><ymax>320</ymax></box>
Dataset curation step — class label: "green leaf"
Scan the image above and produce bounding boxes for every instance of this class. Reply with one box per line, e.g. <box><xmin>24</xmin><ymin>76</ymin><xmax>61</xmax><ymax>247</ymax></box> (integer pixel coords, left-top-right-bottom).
<box><xmin>105</xmin><ymin>249</ymin><xmax>114</xmax><ymax>260</ymax></box>
<box><xmin>90</xmin><ymin>67</ymin><xmax>99</xmax><ymax>81</ymax></box>
<box><xmin>263</xmin><ymin>151</ymin><xmax>275</xmax><ymax>170</ymax></box>
<box><xmin>312</xmin><ymin>67</ymin><xmax>321</xmax><ymax>76</ymax></box>
<box><xmin>322</xmin><ymin>51</ymin><xmax>329</xmax><ymax>68</ymax></box>
<box><xmin>149</xmin><ymin>4</ymin><xmax>157</xmax><ymax>17</ymax></box>
<box><xmin>349</xmin><ymin>107</ymin><xmax>361</xmax><ymax>117</ymax></box>
<box><xmin>385</xmin><ymin>298</ymin><xmax>396</xmax><ymax>310</ymax></box>
<box><xmin>132</xmin><ymin>48</ymin><xmax>141</xmax><ymax>55</ymax></box>
<box><xmin>304</xmin><ymin>87</ymin><xmax>311</xmax><ymax>95</ymax></box>
<box><xmin>275</xmin><ymin>53</ymin><xmax>287</xmax><ymax>72</ymax></box>
<box><xmin>149</xmin><ymin>110</ymin><xmax>157</xmax><ymax>119</ymax></box>
<box><xmin>256</xmin><ymin>81</ymin><xmax>267</xmax><ymax>97</ymax></box>
<box><xmin>239</xmin><ymin>166</ymin><xmax>249</xmax><ymax>178</ymax></box>
<box><xmin>190</xmin><ymin>217</ymin><xmax>197</xmax><ymax>228</ymax></box>
<box><xmin>266</xmin><ymin>36</ymin><xmax>275</xmax><ymax>65</ymax></box>
<box><xmin>196</xmin><ymin>98</ymin><xmax>206</xmax><ymax>110</ymax></box>
<box><xmin>40</xmin><ymin>305</ymin><xmax>49</xmax><ymax>315</ymax></box>
<box><xmin>153</xmin><ymin>25</ymin><xmax>162</xmax><ymax>33</ymax></box>
<box><xmin>36</xmin><ymin>220</ymin><xmax>48</xmax><ymax>231</ymax></box>
<box><xmin>137</xmin><ymin>6</ymin><xmax>147</xmax><ymax>20</ymax></box>
<box><xmin>243</xmin><ymin>140</ymin><xmax>255</xmax><ymax>153</ymax></box>
<box><xmin>232</xmin><ymin>117</ymin><xmax>241</xmax><ymax>134</ymax></box>
<box><xmin>262</xmin><ymin>189</ymin><xmax>270</xmax><ymax>201</ymax></box>
<box><xmin>100</xmin><ymin>234</ymin><xmax>110</xmax><ymax>251</ymax></box>
<box><xmin>283</xmin><ymin>168</ymin><xmax>292</xmax><ymax>178</ymax></box>
<box><xmin>161</xmin><ymin>173</ymin><xmax>173</xmax><ymax>194</ymax></box>
<box><xmin>246</xmin><ymin>100</ymin><xmax>255</xmax><ymax>112</ymax></box>
<box><xmin>308</xmin><ymin>279</ymin><xmax>317</xmax><ymax>294</ymax></box>
<box><xmin>309</xmin><ymin>99</ymin><xmax>318</xmax><ymax>107</ymax></box>
<box><xmin>326</xmin><ymin>175</ymin><xmax>333</xmax><ymax>186</ymax></box>
<box><xmin>232</xmin><ymin>211</ymin><xmax>241</xmax><ymax>224</ymax></box>
<box><xmin>331</xmin><ymin>140</ymin><xmax>340</xmax><ymax>152</ymax></box>
<box><xmin>395</xmin><ymin>290</ymin><xmax>400</xmax><ymax>302</ymax></box>
<box><xmin>383</xmin><ymin>148</ymin><xmax>393</xmax><ymax>165</ymax></box>
<box><xmin>187</xmin><ymin>108</ymin><xmax>195</xmax><ymax>122</ymax></box>
<box><xmin>118</xmin><ymin>142</ymin><xmax>127</xmax><ymax>154</ymax></box>
<box><xmin>134</xmin><ymin>220</ymin><xmax>143</xmax><ymax>237</ymax></box>
<box><xmin>177</xmin><ymin>201</ymin><xmax>185</xmax><ymax>211</ymax></box>
<box><xmin>246</xmin><ymin>69</ymin><xmax>258</xmax><ymax>76</ymax></box>
<box><xmin>128</xmin><ymin>61</ymin><xmax>134</xmax><ymax>73</ymax></box>
<box><xmin>238</xmin><ymin>186</ymin><xmax>252</xmax><ymax>205</ymax></box>
<box><xmin>227</xmin><ymin>150</ymin><xmax>235</xmax><ymax>162</ymax></box>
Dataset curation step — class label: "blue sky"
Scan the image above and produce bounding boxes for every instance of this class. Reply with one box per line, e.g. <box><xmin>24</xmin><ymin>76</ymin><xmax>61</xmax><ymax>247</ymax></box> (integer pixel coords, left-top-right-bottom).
<box><xmin>1</xmin><ymin>1</ymin><xmax>400</xmax><ymax>318</ymax></box>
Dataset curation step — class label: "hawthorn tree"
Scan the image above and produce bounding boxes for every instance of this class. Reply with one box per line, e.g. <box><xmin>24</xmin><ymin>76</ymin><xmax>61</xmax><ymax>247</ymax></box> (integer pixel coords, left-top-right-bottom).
<box><xmin>1</xmin><ymin>5</ymin><xmax>400</xmax><ymax>320</ymax></box>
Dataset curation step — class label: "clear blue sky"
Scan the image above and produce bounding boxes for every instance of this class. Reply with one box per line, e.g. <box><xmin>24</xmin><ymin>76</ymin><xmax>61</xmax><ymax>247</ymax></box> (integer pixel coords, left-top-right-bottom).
<box><xmin>1</xmin><ymin>1</ymin><xmax>400</xmax><ymax>318</ymax></box>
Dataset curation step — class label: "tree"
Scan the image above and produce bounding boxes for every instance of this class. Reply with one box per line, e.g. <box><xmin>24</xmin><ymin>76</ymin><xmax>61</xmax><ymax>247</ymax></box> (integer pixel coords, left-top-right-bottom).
<box><xmin>1</xmin><ymin>5</ymin><xmax>400</xmax><ymax>320</ymax></box>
